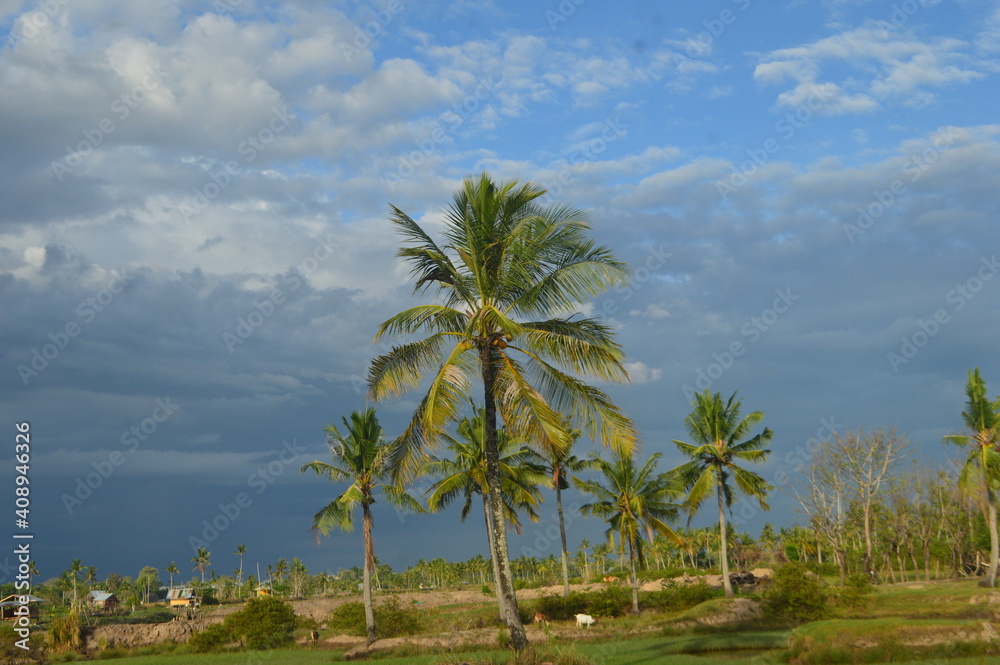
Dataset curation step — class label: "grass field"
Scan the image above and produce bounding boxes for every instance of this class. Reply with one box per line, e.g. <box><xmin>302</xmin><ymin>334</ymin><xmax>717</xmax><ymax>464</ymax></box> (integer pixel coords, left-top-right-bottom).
<box><xmin>43</xmin><ymin>579</ymin><xmax>1000</xmax><ymax>665</ymax></box>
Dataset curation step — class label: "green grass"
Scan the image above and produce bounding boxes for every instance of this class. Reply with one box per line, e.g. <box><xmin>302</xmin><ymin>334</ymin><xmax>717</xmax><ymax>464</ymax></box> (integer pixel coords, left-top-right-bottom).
<box><xmin>65</xmin><ymin>580</ymin><xmax>1000</xmax><ymax>665</ymax></box>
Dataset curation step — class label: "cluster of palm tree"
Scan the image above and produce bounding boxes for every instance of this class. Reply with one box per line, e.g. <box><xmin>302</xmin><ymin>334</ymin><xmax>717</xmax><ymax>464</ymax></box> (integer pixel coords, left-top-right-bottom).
<box><xmin>299</xmin><ymin>174</ymin><xmax>775</xmax><ymax>649</ymax></box>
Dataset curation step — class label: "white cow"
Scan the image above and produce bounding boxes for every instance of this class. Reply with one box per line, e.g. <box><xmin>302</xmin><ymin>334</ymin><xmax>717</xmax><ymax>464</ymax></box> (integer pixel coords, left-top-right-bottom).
<box><xmin>575</xmin><ymin>613</ymin><xmax>595</xmax><ymax>628</ymax></box>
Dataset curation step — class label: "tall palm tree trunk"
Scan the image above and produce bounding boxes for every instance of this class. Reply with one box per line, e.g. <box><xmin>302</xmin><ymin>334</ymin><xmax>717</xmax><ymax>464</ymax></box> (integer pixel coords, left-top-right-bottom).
<box><xmin>717</xmin><ymin>476</ymin><xmax>734</xmax><ymax>598</ymax></box>
<box><xmin>556</xmin><ymin>480</ymin><xmax>570</xmax><ymax>597</ymax></box>
<box><xmin>362</xmin><ymin>503</ymin><xmax>376</xmax><ymax>644</ymax></box>
<box><xmin>627</xmin><ymin>537</ymin><xmax>640</xmax><ymax>614</ymax></box>
<box><xmin>983</xmin><ymin>490</ymin><xmax>998</xmax><ymax>587</ymax></box>
<box><xmin>482</xmin><ymin>349</ymin><xmax>529</xmax><ymax>650</ymax></box>
<box><xmin>483</xmin><ymin>497</ymin><xmax>507</xmax><ymax>620</ymax></box>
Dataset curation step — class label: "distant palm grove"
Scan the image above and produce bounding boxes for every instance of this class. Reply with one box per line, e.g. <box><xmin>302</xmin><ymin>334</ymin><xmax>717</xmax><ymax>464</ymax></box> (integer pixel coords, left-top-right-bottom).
<box><xmin>19</xmin><ymin>177</ymin><xmax>1000</xmax><ymax>656</ymax></box>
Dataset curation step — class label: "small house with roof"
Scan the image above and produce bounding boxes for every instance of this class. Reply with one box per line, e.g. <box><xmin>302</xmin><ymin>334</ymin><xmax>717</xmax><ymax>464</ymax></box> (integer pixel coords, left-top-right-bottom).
<box><xmin>165</xmin><ymin>588</ymin><xmax>199</xmax><ymax>607</ymax></box>
<box><xmin>0</xmin><ymin>594</ymin><xmax>43</xmax><ymax>622</ymax></box>
<box><xmin>87</xmin><ymin>590</ymin><xmax>119</xmax><ymax>613</ymax></box>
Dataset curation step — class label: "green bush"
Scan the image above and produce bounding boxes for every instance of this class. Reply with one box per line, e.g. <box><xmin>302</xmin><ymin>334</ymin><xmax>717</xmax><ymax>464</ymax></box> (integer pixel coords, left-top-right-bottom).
<box><xmin>49</xmin><ymin>612</ymin><xmax>84</xmax><ymax>653</ymax></box>
<box><xmin>837</xmin><ymin>572</ymin><xmax>874</xmax><ymax>610</ymax></box>
<box><xmin>0</xmin><ymin>623</ymin><xmax>47</xmax><ymax>663</ymax></box>
<box><xmin>326</xmin><ymin>596</ymin><xmax>422</xmax><ymax>638</ymax></box>
<box><xmin>588</xmin><ymin>585</ymin><xmax>630</xmax><ymax>618</ymax></box>
<box><xmin>643</xmin><ymin>581</ymin><xmax>722</xmax><ymax>612</ymax></box>
<box><xmin>189</xmin><ymin>623</ymin><xmax>233</xmax><ymax>653</ymax></box>
<box><xmin>226</xmin><ymin>596</ymin><xmax>298</xmax><ymax>649</ymax></box>
<box><xmin>533</xmin><ymin>593</ymin><xmax>589</xmax><ymax>621</ymax></box>
<box><xmin>761</xmin><ymin>562</ymin><xmax>827</xmax><ymax>625</ymax></box>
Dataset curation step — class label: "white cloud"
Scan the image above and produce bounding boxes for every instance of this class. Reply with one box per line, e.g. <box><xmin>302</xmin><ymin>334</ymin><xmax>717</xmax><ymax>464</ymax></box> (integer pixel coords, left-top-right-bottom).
<box><xmin>755</xmin><ymin>25</ymin><xmax>984</xmax><ymax>113</ymax></box>
<box><xmin>624</xmin><ymin>361</ymin><xmax>662</xmax><ymax>384</ymax></box>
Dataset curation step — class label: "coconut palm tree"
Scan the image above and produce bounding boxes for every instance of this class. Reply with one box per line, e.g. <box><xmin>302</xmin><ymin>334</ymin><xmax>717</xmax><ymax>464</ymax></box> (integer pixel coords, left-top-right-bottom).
<box><xmin>190</xmin><ymin>547</ymin><xmax>211</xmax><ymax>584</ymax></box>
<box><xmin>673</xmin><ymin>389</ymin><xmax>773</xmax><ymax>598</ymax></box>
<box><xmin>27</xmin><ymin>560</ymin><xmax>39</xmax><ymax>586</ymax></box>
<box><xmin>424</xmin><ymin>407</ymin><xmax>548</xmax><ymax>618</ymax></box>
<box><xmin>538</xmin><ymin>421</ymin><xmax>594</xmax><ymax>595</ymax></box>
<box><xmin>164</xmin><ymin>562</ymin><xmax>179</xmax><ymax>589</ymax></box>
<box><xmin>301</xmin><ymin>407</ymin><xmax>422</xmax><ymax>645</ymax></box>
<box><xmin>235</xmin><ymin>544</ymin><xmax>247</xmax><ymax>587</ymax></box>
<box><xmin>944</xmin><ymin>368</ymin><xmax>1000</xmax><ymax>587</ymax></box>
<box><xmin>368</xmin><ymin>173</ymin><xmax>636</xmax><ymax>649</ymax></box>
<box><xmin>575</xmin><ymin>451</ymin><xmax>683</xmax><ymax>613</ymax></box>
<box><xmin>68</xmin><ymin>558</ymin><xmax>83</xmax><ymax>610</ymax></box>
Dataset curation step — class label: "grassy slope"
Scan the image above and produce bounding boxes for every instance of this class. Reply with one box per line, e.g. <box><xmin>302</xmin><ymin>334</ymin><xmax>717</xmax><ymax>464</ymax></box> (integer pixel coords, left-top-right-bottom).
<box><xmin>80</xmin><ymin>580</ymin><xmax>1000</xmax><ymax>665</ymax></box>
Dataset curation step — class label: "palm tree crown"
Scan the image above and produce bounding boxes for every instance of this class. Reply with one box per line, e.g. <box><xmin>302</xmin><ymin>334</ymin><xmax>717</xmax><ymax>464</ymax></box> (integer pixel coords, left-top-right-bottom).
<box><xmin>368</xmin><ymin>173</ymin><xmax>636</xmax><ymax>475</ymax></box>
<box><xmin>424</xmin><ymin>407</ymin><xmax>548</xmax><ymax>531</ymax></box>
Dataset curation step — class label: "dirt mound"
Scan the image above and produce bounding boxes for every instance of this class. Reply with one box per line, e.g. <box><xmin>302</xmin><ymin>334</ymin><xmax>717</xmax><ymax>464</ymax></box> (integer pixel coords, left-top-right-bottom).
<box><xmin>695</xmin><ymin>598</ymin><xmax>763</xmax><ymax>627</ymax></box>
<box><xmin>89</xmin><ymin>615</ymin><xmax>224</xmax><ymax>648</ymax></box>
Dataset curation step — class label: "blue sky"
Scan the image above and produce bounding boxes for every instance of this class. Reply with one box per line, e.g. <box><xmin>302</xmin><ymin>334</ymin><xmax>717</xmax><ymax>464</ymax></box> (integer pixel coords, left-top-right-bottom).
<box><xmin>1</xmin><ymin>0</ymin><xmax>999</xmax><ymax>586</ymax></box>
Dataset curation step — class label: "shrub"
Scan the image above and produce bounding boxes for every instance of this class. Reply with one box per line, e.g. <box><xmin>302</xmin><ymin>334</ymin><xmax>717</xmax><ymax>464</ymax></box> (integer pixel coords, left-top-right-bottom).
<box><xmin>326</xmin><ymin>596</ymin><xmax>422</xmax><ymax>638</ymax></box>
<box><xmin>0</xmin><ymin>623</ymin><xmax>47</xmax><ymax>663</ymax></box>
<box><xmin>761</xmin><ymin>562</ymin><xmax>827</xmax><ymax>625</ymax></box>
<box><xmin>533</xmin><ymin>593</ymin><xmax>589</xmax><ymax>621</ymax></box>
<box><xmin>643</xmin><ymin>581</ymin><xmax>722</xmax><ymax>612</ymax></box>
<box><xmin>49</xmin><ymin>612</ymin><xmax>84</xmax><ymax>653</ymax></box>
<box><xmin>226</xmin><ymin>596</ymin><xmax>298</xmax><ymax>649</ymax></box>
<box><xmin>188</xmin><ymin>623</ymin><xmax>233</xmax><ymax>653</ymax></box>
<box><xmin>837</xmin><ymin>572</ymin><xmax>874</xmax><ymax>610</ymax></box>
<box><xmin>588</xmin><ymin>586</ymin><xmax>630</xmax><ymax>618</ymax></box>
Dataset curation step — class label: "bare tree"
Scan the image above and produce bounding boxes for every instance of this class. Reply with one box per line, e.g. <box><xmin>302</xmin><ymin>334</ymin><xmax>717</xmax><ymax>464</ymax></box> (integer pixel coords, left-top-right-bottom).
<box><xmin>793</xmin><ymin>442</ymin><xmax>850</xmax><ymax>579</ymax></box>
<box><xmin>830</xmin><ymin>426</ymin><xmax>909</xmax><ymax>576</ymax></box>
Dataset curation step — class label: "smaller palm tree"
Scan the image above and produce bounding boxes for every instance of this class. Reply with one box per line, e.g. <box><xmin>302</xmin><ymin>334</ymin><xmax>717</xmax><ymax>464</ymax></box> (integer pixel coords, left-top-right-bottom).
<box><xmin>674</xmin><ymin>389</ymin><xmax>773</xmax><ymax>598</ymax></box>
<box><xmin>944</xmin><ymin>367</ymin><xmax>1000</xmax><ymax>587</ymax></box>
<box><xmin>27</xmin><ymin>561</ymin><xmax>39</xmax><ymax>586</ymax></box>
<box><xmin>235</xmin><ymin>544</ymin><xmax>247</xmax><ymax>587</ymax></box>
<box><xmin>164</xmin><ymin>562</ymin><xmax>178</xmax><ymax>589</ymax></box>
<box><xmin>538</xmin><ymin>421</ymin><xmax>595</xmax><ymax>596</ymax></box>
<box><xmin>69</xmin><ymin>558</ymin><xmax>83</xmax><ymax>610</ymax></box>
<box><xmin>575</xmin><ymin>451</ymin><xmax>683</xmax><ymax>613</ymax></box>
<box><xmin>301</xmin><ymin>407</ymin><xmax>422</xmax><ymax>644</ymax></box>
<box><xmin>424</xmin><ymin>407</ymin><xmax>547</xmax><ymax>618</ymax></box>
<box><xmin>190</xmin><ymin>547</ymin><xmax>211</xmax><ymax>584</ymax></box>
